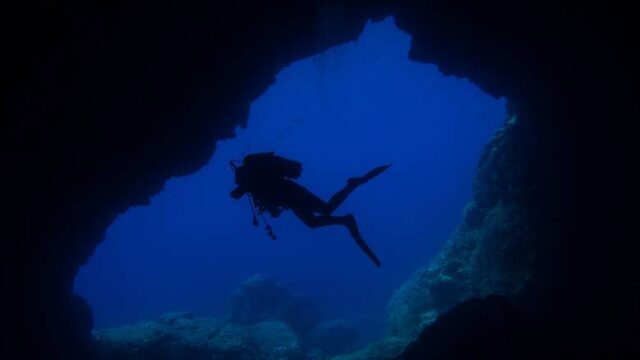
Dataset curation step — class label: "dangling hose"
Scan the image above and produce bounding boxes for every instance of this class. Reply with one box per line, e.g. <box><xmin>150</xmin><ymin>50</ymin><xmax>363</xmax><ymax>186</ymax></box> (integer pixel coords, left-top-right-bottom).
<box><xmin>232</xmin><ymin>158</ymin><xmax>277</xmax><ymax>241</ymax></box>
<box><xmin>248</xmin><ymin>194</ymin><xmax>277</xmax><ymax>240</ymax></box>
<box><xmin>248</xmin><ymin>195</ymin><xmax>259</xmax><ymax>226</ymax></box>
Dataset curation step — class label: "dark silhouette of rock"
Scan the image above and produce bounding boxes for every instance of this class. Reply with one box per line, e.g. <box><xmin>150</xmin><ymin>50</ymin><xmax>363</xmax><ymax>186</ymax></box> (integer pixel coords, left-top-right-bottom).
<box><xmin>3</xmin><ymin>2</ymin><xmax>390</xmax><ymax>358</ymax></box>
<box><xmin>396</xmin><ymin>296</ymin><xmax>560</xmax><ymax>360</ymax></box>
<box><xmin>392</xmin><ymin>3</ymin><xmax>638</xmax><ymax>357</ymax></box>
<box><xmin>3</xmin><ymin>0</ymin><xmax>638</xmax><ymax>358</ymax></box>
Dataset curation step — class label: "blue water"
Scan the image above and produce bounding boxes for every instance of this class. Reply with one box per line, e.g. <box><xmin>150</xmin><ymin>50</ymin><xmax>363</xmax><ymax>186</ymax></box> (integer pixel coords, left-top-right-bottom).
<box><xmin>75</xmin><ymin>17</ymin><xmax>505</xmax><ymax>341</ymax></box>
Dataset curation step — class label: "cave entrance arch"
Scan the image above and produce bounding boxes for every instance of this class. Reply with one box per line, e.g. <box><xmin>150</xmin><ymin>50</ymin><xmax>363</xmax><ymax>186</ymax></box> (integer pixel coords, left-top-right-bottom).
<box><xmin>75</xmin><ymin>16</ymin><xmax>506</xmax><ymax>351</ymax></box>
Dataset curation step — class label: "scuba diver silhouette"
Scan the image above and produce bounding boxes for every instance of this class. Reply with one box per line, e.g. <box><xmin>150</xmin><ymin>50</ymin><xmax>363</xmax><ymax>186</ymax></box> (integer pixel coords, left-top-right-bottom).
<box><xmin>230</xmin><ymin>152</ymin><xmax>390</xmax><ymax>267</ymax></box>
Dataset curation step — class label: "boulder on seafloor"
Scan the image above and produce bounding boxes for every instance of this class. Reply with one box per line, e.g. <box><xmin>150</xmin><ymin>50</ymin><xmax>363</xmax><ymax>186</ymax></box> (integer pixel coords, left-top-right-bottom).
<box><xmin>247</xmin><ymin>320</ymin><xmax>304</xmax><ymax>360</ymax></box>
<box><xmin>230</xmin><ymin>273</ymin><xmax>323</xmax><ymax>336</ymax></box>
<box><xmin>93</xmin><ymin>313</ymin><xmax>302</xmax><ymax>360</ymax></box>
<box><xmin>305</xmin><ymin>319</ymin><xmax>360</xmax><ymax>356</ymax></box>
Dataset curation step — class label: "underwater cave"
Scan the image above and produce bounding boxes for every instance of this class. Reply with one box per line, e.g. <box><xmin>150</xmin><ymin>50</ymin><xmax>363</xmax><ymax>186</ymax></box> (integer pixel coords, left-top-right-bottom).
<box><xmin>74</xmin><ymin>18</ymin><xmax>506</xmax><ymax>357</ymax></box>
<box><xmin>5</xmin><ymin>1</ymin><xmax>637</xmax><ymax>359</ymax></box>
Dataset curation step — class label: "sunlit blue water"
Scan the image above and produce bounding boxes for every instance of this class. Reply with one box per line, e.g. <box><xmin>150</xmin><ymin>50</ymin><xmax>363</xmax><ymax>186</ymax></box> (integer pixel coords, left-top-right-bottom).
<box><xmin>75</xmin><ymin>17</ymin><xmax>505</xmax><ymax>342</ymax></box>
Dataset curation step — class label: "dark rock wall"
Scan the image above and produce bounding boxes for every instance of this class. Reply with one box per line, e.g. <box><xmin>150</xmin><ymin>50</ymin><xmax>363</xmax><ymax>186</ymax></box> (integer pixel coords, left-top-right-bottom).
<box><xmin>3</xmin><ymin>0</ymin><xmax>637</xmax><ymax>358</ymax></box>
<box><xmin>396</xmin><ymin>296</ymin><xmax>558</xmax><ymax>360</ymax></box>
<box><xmin>3</xmin><ymin>2</ymin><xmax>389</xmax><ymax>358</ymax></box>
<box><xmin>390</xmin><ymin>1</ymin><xmax>638</xmax><ymax>357</ymax></box>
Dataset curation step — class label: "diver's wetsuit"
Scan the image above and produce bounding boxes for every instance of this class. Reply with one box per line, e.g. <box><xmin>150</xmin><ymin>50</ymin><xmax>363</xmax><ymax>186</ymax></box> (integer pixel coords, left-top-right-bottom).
<box><xmin>231</xmin><ymin>152</ymin><xmax>389</xmax><ymax>267</ymax></box>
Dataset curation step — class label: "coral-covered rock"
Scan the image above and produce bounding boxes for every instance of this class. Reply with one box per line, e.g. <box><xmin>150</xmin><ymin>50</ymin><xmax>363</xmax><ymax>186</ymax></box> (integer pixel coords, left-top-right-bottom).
<box><xmin>158</xmin><ymin>311</ymin><xmax>196</xmax><ymax>325</ymax></box>
<box><xmin>93</xmin><ymin>314</ymin><xmax>301</xmax><ymax>360</ymax></box>
<box><xmin>387</xmin><ymin>117</ymin><xmax>539</xmax><ymax>339</ymax></box>
<box><xmin>248</xmin><ymin>320</ymin><xmax>304</xmax><ymax>360</ymax></box>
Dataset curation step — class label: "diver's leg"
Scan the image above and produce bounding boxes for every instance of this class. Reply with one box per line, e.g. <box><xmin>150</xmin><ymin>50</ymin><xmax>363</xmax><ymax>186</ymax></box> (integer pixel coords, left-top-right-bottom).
<box><xmin>293</xmin><ymin>209</ymin><xmax>343</xmax><ymax>228</ymax></box>
<box><xmin>325</xmin><ymin>184</ymin><xmax>357</xmax><ymax>214</ymax></box>
<box><xmin>325</xmin><ymin>164</ymin><xmax>392</xmax><ymax>214</ymax></box>
<box><xmin>342</xmin><ymin>214</ymin><xmax>382</xmax><ymax>267</ymax></box>
<box><xmin>292</xmin><ymin>210</ymin><xmax>382</xmax><ymax>267</ymax></box>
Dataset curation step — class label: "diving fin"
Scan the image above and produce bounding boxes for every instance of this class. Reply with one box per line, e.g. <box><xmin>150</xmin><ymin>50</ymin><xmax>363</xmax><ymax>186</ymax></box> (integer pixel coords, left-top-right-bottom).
<box><xmin>348</xmin><ymin>164</ymin><xmax>392</xmax><ymax>187</ymax></box>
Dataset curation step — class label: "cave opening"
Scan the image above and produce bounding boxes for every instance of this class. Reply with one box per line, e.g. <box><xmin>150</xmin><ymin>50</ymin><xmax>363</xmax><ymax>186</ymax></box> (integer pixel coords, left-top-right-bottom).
<box><xmin>74</xmin><ymin>16</ymin><xmax>506</xmax><ymax>353</ymax></box>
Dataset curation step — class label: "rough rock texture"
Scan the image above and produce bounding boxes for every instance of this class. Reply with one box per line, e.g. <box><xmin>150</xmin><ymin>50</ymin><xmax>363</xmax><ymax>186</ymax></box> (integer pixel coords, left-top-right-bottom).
<box><xmin>336</xmin><ymin>113</ymin><xmax>547</xmax><ymax>359</ymax></box>
<box><xmin>231</xmin><ymin>274</ymin><xmax>291</xmax><ymax>325</ymax></box>
<box><xmin>305</xmin><ymin>319</ymin><xmax>360</xmax><ymax>357</ymax></box>
<box><xmin>91</xmin><ymin>275</ymin><xmax>358</xmax><ymax>360</ymax></box>
<box><xmin>93</xmin><ymin>312</ymin><xmax>302</xmax><ymax>360</ymax></box>
<box><xmin>230</xmin><ymin>274</ymin><xmax>359</xmax><ymax>357</ymax></box>
<box><xmin>3</xmin><ymin>0</ymin><xmax>638</xmax><ymax>358</ymax></box>
<box><xmin>387</xmin><ymin>116</ymin><xmax>540</xmax><ymax>338</ymax></box>
<box><xmin>230</xmin><ymin>274</ymin><xmax>324</xmax><ymax>337</ymax></box>
<box><xmin>330</xmin><ymin>337</ymin><xmax>408</xmax><ymax>360</ymax></box>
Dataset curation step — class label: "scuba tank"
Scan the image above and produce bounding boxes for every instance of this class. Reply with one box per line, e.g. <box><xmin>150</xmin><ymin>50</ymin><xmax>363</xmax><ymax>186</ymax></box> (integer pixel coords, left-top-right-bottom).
<box><xmin>230</xmin><ymin>152</ymin><xmax>301</xmax><ymax>240</ymax></box>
